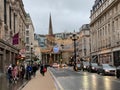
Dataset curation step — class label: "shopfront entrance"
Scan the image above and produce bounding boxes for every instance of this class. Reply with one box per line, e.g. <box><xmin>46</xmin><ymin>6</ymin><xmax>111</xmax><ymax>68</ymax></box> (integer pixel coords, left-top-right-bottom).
<box><xmin>0</xmin><ymin>54</ymin><xmax>3</xmax><ymax>73</ymax></box>
<box><xmin>113</xmin><ymin>51</ymin><xmax>120</xmax><ymax>67</ymax></box>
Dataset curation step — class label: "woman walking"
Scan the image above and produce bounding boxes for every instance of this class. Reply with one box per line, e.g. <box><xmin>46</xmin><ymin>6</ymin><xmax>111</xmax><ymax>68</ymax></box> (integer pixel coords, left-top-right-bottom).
<box><xmin>40</xmin><ymin>64</ymin><xmax>46</xmax><ymax>76</ymax></box>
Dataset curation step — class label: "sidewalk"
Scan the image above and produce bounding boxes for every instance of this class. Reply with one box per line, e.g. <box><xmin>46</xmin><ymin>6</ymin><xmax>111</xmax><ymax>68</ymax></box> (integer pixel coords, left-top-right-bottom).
<box><xmin>21</xmin><ymin>69</ymin><xmax>57</xmax><ymax>90</ymax></box>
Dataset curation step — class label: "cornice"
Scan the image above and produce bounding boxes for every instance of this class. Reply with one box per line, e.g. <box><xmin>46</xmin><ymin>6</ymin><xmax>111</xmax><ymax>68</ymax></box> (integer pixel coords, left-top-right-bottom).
<box><xmin>90</xmin><ymin>0</ymin><xmax>119</xmax><ymax>26</ymax></box>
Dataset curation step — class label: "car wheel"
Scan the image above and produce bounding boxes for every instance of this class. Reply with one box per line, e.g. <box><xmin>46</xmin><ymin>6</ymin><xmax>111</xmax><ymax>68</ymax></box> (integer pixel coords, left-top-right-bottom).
<box><xmin>116</xmin><ymin>72</ymin><xmax>120</xmax><ymax>78</ymax></box>
<box><xmin>116</xmin><ymin>75</ymin><xmax>119</xmax><ymax>78</ymax></box>
<box><xmin>83</xmin><ymin>68</ymin><xmax>85</xmax><ymax>71</ymax></box>
<box><xmin>102</xmin><ymin>70</ymin><xmax>105</xmax><ymax>76</ymax></box>
<box><xmin>88</xmin><ymin>69</ymin><xmax>90</xmax><ymax>72</ymax></box>
<box><xmin>97</xmin><ymin>71</ymin><xmax>100</xmax><ymax>74</ymax></box>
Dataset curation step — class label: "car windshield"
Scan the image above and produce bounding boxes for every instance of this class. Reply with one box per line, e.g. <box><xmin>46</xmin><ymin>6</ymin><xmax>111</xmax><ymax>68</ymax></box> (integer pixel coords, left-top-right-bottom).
<box><xmin>77</xmin><ymin>64</ymin><xmax>80</xmax><ymax>67</ymax></box>
<box><xmin>83</xmin><ymin>62</ymin><xmax>89</xmax><ymax>65</ymax></box>
<box><xmin>102</xmin><ymin>64</ymin><xmax>111</xmax><ymax>68</ymax></box>
<box><xmin>91</xmin><ymin>63</ymin><xmax>98</xmax><ymax>66</ymax></box>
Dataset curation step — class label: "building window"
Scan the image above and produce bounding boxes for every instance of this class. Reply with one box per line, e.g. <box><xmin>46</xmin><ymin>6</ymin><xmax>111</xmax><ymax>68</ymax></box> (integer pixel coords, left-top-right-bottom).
<box><xmin>26</xmin><ymin>31</ymin><xmax>29</xmax><ymax>36</ymax></box>
<box><xmin>26</xmin><ymin>37</ymin><xmax>29</xmax><ymax>44</ymax></box>
<box><xmin>4</xmin><ymin>0</ymin><xmax>7</xmax><ymax>24</ymax></box>
<box><xmin>14</xmin><ymin>13</ymin><xmax>16</xmax><ymax>33</ymax></box>
<box><xmin>9</xmin><ymin>6</ymin><xmax>12</xmax><ymax>29</ymax></box>
<box><xmin>26</xmin><ymin>46</ymin><xmax>30</xmax><ymax>51</ymax></box>
<box><xmin>26</xmin><ymin>25</ymin><xmax>29</xmax><ymax>29</ymax></box>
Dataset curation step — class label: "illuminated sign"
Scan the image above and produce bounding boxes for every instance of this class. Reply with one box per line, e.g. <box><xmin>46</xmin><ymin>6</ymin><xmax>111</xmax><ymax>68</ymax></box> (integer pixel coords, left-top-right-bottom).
<box><xmin>53</xmin><ymin>46</ymin><xmax>59</xmax><ymax>53</ymax></box>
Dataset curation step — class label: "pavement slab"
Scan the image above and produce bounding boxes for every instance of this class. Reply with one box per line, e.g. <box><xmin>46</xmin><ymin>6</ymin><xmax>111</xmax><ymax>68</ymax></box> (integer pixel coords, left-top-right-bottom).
<box><xmin>21</xmin><ymin>69</ymin><xmax>57</xmax><ymax>90</ymax></box>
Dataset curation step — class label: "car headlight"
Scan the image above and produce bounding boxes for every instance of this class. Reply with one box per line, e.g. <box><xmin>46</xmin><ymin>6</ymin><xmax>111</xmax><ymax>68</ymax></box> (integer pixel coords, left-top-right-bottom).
<box><xmin>84</xmin><ymin>66</ymin><xmax>86</xmax><ymax>68</ymax></box>
<box><xmin>92</xmin><ymin>67</ymin><xmax>95</xmax><ymax>69</ymax></box>
<box><xmin>105</xmin><ymin>70</ymin><xmax>109</xmax><ymax>72</ymax></box>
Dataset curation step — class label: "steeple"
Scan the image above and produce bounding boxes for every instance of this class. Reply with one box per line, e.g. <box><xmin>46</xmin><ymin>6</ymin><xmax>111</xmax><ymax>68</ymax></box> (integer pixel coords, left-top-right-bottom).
<box><xmin>48</xmin><ymin>13</ymin><xmax>53</xmax><ymax>35</ymax></box>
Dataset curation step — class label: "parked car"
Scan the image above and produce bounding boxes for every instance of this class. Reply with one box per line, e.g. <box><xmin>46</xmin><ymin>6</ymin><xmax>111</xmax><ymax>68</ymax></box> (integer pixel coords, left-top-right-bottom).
<box><xmin>83</xmin><ymin>61</ymin><xmax>90</xmax><ymax>71</ymax></box>
<box><xmin>88</xmin><ymin>63</ymin><xmax>99</xmax><ymax>72</ymax></box>
<box><xmin>97</xmin><ymin>64</ymin><xmax>116</xmax><ymax>75</ymax></box>
<box><xmin>62</xmin><ymin>63</ymin><xmax>67</xmax><ymax>67</ymax></box>
<box><xmin>62</xmin><ymin>64</ymin><xmax>68</xmax><ymax>68</ymax></box>
<box><xmin>116</xmin><ymin>66</ymin><xmax>120</xmax><ymax>78</ymax></box>
<box><xmin>52</xmin><ymin>63</ymin><xmax>59</xmax><ymax>68</ymax></box>
<box><xmin>76</xmin><ymin>63</ymin><xmax>82</xmax><ymax>70</ymax></box>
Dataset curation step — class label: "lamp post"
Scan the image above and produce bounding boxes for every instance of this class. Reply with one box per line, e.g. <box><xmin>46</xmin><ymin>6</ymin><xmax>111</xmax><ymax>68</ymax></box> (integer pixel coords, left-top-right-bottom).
<box><xmin>60</xmin><ymin>44</ymin><xmax>64</xmax><ymax>67</ymax></box>
<box><xmin>49</xmin><ymin>53</ymin><xmax>52</xmax><ymax>65</ymax></box>
<box><xmin>70</xmin><ymin>31</ymin><xmax>79</xmax><ymax>71</ymax></box>
<box><xmin>89</xmin><ymin>30</ymin><xmax>92</xmax><ymax>70</ymax></box>
<box><xmin>31</xmin><ymin>43</ymin><xmax>33</xmax><ymax>65</ymax></box>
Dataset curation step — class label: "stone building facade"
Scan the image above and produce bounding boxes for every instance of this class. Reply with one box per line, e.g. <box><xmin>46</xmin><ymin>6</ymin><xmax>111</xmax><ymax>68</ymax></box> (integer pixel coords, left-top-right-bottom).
<box><xmin>78</xmin><ymin>24</ymin><xmax>90</xmax><ymax>61</ymax></box>
<box><xmin>0</xmin><ymin>0</ymin><xmax>27</xmax><ymax>73</ymax></box>
<box><xmin>25</xmin><ymin>14</ymin><xmax>35</xmax><ymax>60</ymax></box>
<box><xmin>90</xmin><ymin>0</ymin><xmax>120</xmax><ymax>66</ymax></box>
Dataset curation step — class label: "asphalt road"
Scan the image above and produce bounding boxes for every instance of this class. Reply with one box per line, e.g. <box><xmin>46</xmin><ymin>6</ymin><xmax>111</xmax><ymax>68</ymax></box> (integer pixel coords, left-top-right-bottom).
<box><xmin>50</xmin><ymin>66</ymin><xmax>120</xmax><ymax>90</ymax></box>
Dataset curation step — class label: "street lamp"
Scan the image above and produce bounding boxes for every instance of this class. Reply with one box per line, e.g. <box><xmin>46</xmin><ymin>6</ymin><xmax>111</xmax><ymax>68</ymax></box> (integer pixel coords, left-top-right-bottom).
<box><xmin>49</xmin><ymin>53</ymin><xmax>52</xmax><ymax>65</ymax></box>
<box><xmin>89</xmin><ymin>30</ymin><xmax>93</xmax><ymax>69</ymax></box>
<box><xmin>31</xmin><ymin>43</ymin><xmax>33</xmax><ymax>65</ymax></box>
<box><xmin>70</xmin><ymin>31</ymin><xmax>79</xmax><ymax>71</ymax></box>
<box><xmin>60</xmin><ymin>44</ymin><xmax>64</xmax><ymax>67</ymax></box>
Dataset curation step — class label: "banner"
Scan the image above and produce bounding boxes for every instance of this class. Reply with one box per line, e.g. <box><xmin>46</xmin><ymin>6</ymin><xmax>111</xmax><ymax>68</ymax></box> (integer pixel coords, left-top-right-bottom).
<box><xmin>12</xmin><ymin>32</ymin><xmax>19</xmax><ymax>45</ymax></box>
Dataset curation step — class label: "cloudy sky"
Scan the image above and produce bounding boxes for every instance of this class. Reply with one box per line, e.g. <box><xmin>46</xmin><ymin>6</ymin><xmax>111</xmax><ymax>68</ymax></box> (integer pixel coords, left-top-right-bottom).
<box><xmin>23</xmin><ymin>0</ymin><xmax>95</xmax><ymax>35</ymax></box>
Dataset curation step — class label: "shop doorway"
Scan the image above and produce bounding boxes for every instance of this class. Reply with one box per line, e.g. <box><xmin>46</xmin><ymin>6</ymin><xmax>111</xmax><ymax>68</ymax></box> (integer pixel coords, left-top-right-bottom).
<box><xmin>0</xmin><ymin>54</ymin><xmax>3</xmax><ymax>73</ymax></box>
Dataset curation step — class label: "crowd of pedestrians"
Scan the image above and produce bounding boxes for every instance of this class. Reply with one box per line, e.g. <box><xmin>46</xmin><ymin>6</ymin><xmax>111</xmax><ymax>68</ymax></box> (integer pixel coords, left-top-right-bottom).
<box><xmin>7</xmin><ymin>63</ymin><xmax>39</xmax><ymax>84</ymax></box>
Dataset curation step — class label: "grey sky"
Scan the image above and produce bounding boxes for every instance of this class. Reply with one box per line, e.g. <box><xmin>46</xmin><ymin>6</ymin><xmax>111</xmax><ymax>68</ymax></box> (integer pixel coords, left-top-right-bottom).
<box><xmin>23</xmin><ymin>0</ymin><xmax>95</xmax><ymax>34</ymax></box>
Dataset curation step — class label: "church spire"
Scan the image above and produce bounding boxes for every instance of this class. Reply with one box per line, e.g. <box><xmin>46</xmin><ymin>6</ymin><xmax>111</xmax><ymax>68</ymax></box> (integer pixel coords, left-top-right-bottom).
<box><xmin>48</xmin><ymin>13</ymin><xmax>53</xmax><ymax>35</ymax></box>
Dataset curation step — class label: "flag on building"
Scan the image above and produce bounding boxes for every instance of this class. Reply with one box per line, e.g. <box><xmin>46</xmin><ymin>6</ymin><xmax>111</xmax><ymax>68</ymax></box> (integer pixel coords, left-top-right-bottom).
<box><xmin>12</xmin><ymin>32</ymin><xmax>19</xmax><ymax>45</ymax></box>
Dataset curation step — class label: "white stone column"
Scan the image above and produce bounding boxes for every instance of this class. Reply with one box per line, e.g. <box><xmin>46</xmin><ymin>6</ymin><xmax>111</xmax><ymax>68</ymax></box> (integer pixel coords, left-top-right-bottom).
<box><xmin>46</xmin><ymin>54</ymin><xmax>47</xmax><ymax>64</ymax></box>
<box><xmin>54</xmin><ymin>54</ymin><xmax>55</xmax><ymax>62</ymax></box>
<box><xmin>9</xmin><ymin>51</ymin><xmax>12</xmax><ymax>64</ymax></box>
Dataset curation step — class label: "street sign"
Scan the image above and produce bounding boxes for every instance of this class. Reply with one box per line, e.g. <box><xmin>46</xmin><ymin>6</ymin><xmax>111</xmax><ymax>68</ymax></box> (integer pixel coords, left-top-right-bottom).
<box><xmin>53</xmin><ymin>46</ymin><xmax>59</xmax><ymax>53</ymax></box>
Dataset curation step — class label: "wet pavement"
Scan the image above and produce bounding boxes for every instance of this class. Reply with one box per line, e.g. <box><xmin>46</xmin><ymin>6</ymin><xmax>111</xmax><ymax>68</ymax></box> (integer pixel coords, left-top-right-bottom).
<box><xmin>0</xmin><ymin>73</ymin><xmax>28</xmax><ymax>90</ymax></box>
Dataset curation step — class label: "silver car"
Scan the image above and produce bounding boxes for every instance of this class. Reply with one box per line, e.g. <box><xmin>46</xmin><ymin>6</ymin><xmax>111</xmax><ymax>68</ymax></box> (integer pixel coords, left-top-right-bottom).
<box><xmin>76</xmin><ymin>63</ymin><xmax>82</xmax><ymax>70</ymax></box>
<box><xmin>97</xmin><ymin>64</ymin><xmax>116</xmax><ymax>75</ymax></box>
<box><xmin>88</xmin><ymin>63</ymin><xmax>99</xmax><ymax>72</ymax></box>
<box><xmin>83</xmin><ymin>61</ymin><xmax>90</xmax><ymax>71</ymax></box>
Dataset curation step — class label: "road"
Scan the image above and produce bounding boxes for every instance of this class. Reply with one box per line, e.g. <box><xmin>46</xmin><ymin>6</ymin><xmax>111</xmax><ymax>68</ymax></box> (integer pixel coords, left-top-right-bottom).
<box><xmin>50</xmin><ymin>66</ymin><xmax>120</xmax><ymax>90</ymax></box>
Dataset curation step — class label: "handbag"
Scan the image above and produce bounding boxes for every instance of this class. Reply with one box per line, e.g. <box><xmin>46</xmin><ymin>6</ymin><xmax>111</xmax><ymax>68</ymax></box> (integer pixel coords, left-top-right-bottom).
<box><xmin>43</xmin><ymin>67</ymin><xmax>46</xmax><ymax>72</ymax></box>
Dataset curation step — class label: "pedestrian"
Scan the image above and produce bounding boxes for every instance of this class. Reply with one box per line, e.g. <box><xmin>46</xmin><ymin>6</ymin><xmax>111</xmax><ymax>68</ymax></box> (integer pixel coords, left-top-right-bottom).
<box><xmin>40</xmin><ymin>64</ymin><xmax>43</xmax><ymax>75</ymax></box>
<box><xmin>40</xmin><ymin>64</ymin><xmax>46</xmax><ymax>76</ymax></box>
<box><xmin>20</xmin><ymin>65</ymin><xmax>25</xmax><ymax>80</ymax></box>
<box><xmin>7</xmin><ymin>65</ymin><xmax>13</xmax><ymax>84</ymax></box>
<box><xmin>26</xmin><ymin>64</ymin><xmax>32</xmax><ymax>80</ymax></box>
<box><xmin>32</xmin><ymin>63</ymin><xmax>38</xmax><ymax>77</ymax></box>
<box><xmin>12</xmin><ymin>65</ymin><xmax>18</xmax><ymax>83</ymax></box>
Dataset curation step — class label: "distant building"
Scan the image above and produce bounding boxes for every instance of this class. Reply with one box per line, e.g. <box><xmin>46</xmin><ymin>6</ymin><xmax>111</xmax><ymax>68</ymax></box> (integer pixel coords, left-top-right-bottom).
<box><xmin>54</xmin><ymin>32</ymin><xmax>72</xmax><ymax>40</ymax></box>
<box><xmin>34</xmin><ymin>37</ymin><xmax>41</xmax><ymax>61</ymax></box>
<box><xmin>77</xmin><ymin>24</ymin><xmax>90</xmax><ymax>61</ymax></box>
<box><xmin>34</xmin><ymin>34</ymin><xmax>46</xmax><ymax>48</ymax></box>
<box><xmin>25</xmin><ymin>14</ymin><xmax>35</xmax><ymax>60</ymax></box>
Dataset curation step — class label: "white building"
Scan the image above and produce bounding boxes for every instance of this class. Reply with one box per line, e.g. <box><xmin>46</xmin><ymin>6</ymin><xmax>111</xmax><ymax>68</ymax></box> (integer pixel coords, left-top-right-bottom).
<box><xmin>25</xmin><ymin>14</ymin><xmax>35</xmax><ymax>60</ymax></box>
<box><xmin>78</xmin><ymin>24</ymin><xmax>90</xmax><ymax>61</ymax></box>
<box><xmin>0</xmin><ymin>0</ymin><xmax>27</xmax><ymax>73</ymax></box>
<box><xmin>90</xmin><ymin>0</ymin><xmax>120</xmax><ymax>66</ymax></box>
